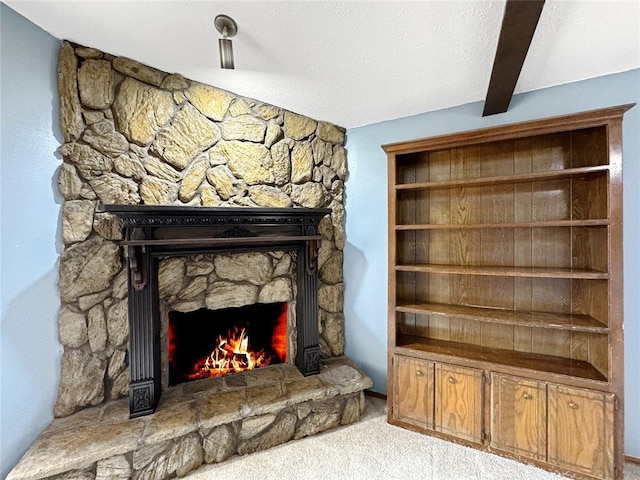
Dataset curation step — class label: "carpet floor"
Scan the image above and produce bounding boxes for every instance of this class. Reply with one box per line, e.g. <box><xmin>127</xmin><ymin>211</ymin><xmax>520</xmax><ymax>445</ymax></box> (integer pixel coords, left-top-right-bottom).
<box><xmin>185</xmin><ymin>397</ymin><xmax>640</xmax><ymax>480</ymax></box>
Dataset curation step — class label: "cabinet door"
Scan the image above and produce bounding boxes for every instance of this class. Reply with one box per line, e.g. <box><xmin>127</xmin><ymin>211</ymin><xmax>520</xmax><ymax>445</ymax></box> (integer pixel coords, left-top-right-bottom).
<box><xmin>548</xmin><ymin>385</ymin><xmax>615</xmax><ymax>480</ymax></box>
<box><xmin>434</xmin><ymin>363</ymin><xmax>483</xmax><ymax>443</ymax></box>
<box><xmin>490</xmin><ymin>374</ymin><xmax>547</xmax><ymax>461</ymax></box>
<box><xmin>393</xmin><ymin>355</ymin><xmax>434</xmax><ymax>429</ymax></box>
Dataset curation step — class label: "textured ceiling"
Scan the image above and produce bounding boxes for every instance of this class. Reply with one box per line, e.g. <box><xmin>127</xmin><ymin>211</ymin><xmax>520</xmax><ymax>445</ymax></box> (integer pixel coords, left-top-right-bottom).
<box><xmin>4</xmin><ymin>0</ymin><xmax>639</xmax><ymax>128</ymax></box>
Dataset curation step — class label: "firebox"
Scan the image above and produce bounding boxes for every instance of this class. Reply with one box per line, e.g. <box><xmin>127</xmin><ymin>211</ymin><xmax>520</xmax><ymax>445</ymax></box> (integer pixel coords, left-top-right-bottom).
<box><xmin>106</xmin><ymin>205</ymin><xmax>330</xmax><ymax>418</ymax></box>
<box><xmin>168</xmin><ymin>303</ymin><xmax>288</xmax><ymax>385</ymax></box>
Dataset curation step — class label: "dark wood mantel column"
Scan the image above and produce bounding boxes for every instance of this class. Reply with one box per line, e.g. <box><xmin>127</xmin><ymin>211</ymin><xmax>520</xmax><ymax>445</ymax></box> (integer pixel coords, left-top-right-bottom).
<box><xmin>126</xmin><ymin>239</ymin><xmax>160</xmax><ymax>417</ymax></box>
<box><xmin>296</xmin><ymin>235</ymin><xmax>321</xmax><ymax>376</ymax></box>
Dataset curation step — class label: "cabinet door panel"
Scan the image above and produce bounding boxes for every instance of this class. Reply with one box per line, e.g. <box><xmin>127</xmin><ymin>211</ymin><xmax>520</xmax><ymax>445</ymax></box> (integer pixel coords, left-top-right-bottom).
<box><xmin>490</xmin><ymin>374</ymin><xmax>547</xmax><ymax>461</ymax></box>
<box><xmin>393</xmin><ymin>355</ymin><xmax>434</xmax><ymax>429</ymax></box>
<box><xmin>548</xmin><ymin>385</ymin><xmax>614</xmax><ymax>480</ymax></box>
<box><xmin>434</xmin><ymin>363</ymin><xmax>483</xmax><ymax>443</ymax></box>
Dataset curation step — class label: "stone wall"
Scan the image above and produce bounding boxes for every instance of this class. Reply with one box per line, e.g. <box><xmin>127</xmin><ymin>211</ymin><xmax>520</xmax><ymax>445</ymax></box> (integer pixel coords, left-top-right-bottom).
<box><xmin>55</xmin><ymin>41</ymin><xmax>347</xmax><ymax>417</ymax></box>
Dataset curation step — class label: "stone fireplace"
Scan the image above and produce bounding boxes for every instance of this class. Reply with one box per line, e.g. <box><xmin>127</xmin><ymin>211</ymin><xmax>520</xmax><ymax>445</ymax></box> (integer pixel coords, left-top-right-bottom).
<box><xmin>6</xmin><ymin>42</ymin><xmax>372</xmax><ymax>480</ymax></box>
<box><xmin>50</xmin><ymin>40</ymin><xmax>351</xmax><ymax>419</ymax></box>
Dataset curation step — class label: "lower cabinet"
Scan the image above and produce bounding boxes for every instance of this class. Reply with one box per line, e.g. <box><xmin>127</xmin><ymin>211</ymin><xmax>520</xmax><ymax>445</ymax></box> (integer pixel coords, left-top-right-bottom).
<box><xmin>548</xmin><ymin>384</ymin><xmax>615</xmax><ymax>480</ymax></box>
<box><xmin>434</xmin><ymin>363</ymin><xmax>483</xmax><ymax>444</ymax></box>
<box><xmin>392</xmin><ymin>356</ymin><xmax>483</xmax><ymax>443</ymax></box>
<box><xmin>391</xmin><ymin>357</ymin><xmax>617</xmax><ymax>479</ymax></box>
<box><xmin>392</xmin><ymin>355</ymin><xmax>434</xmax><ymax>429</ymax></box>
<box><xmin>490</xmin><ymin>373</ymin><xmax>547</xmax><ymax>461</ymax></box>
<box><xmin>491</xmin><ymin>374</ymin><xmax>615</xmax><ymax>480</ymax></box>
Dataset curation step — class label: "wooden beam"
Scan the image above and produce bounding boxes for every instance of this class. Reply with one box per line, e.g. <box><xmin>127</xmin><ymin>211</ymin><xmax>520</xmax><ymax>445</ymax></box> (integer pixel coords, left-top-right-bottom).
<box><xmin>483</xmin><ymin>0</ymin><xmax>545</xmax><ymax>116</ymax></box>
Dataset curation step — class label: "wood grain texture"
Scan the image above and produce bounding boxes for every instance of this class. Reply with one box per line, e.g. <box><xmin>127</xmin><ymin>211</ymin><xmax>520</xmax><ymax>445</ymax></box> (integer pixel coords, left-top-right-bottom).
<box><xmin>482</xmin><ymin>0</ymin><xmax>546</xmax><ymax>116</ymax></box>
<box><xmin>393</xmin><ymin>355</ymin><xmax>434</xmax><ymax>429</ymax></box>
<box><xmin>386</xmin><ymin>104</ymin><xmax>632</xmax><ymax>480</ymax></box>
<box><xmin>589</xmin><ymin>332</ymin><xmax>609</xmax><ymax>379</ymax></box>
<box><xmin>387</xmin><ymin>151</ymin><xmax>399</xmax><ymax>405</ymax></box>
<box><xmin>395</xmin><ymin>264</ymin><xmax>609</xmax><ymax>279</ymax></box>
<box><xmin>394</xmin><ymin>312</ymin><xmax>414</xmax><ymax>337</ymax></box>
<box><xmin>382</xmin><ymin>104</ymin><xmax>634</xmax><ymax>154</ymax></box>
<box><xmin>606</xmin><ymin>117</ymin><xmax>625</xmax><ymax>476</ymax></box>
<box><xmin>530</xmin><ymin>328</ymin><xmax>571</xmax><ymax>359</ymax></box>
<box><xmin>572</xmin><ymin>227</ymin><xmax>608</xmax><ymax>272</ymax></box>
<box><xmin>571</xmin><ymin>127</ymin><xmax>609</xmax><ymax>168</ymax></box>
<box><xmin>434</xmin><ymin>363</ymin><xmax>483</xmax><ymax>443</ymax></box>
<box><xmin>396</xmin><ymin>219</ymin><xmax>609</xmax><ymax>229</ymax></box>
<box><xmin>395</xmin><ymin>165</ymin><xmax>610</xmax><ymax>190</ymax></box>
<box><xmin>491</xmin><ymin>374</ymin><xmax>547</xmax><ymax>461</ymax></box>
<box><xmin>572</xmin><ymin>279</ymin><xmax>609</xmax><ymax>326</ymax></box>
<box><xmin>395</xmin><ymin>302</ymin><xmax>608</xmax><ymax>333</ymax></box>
<box><xmin>572</xmin><ymin>173</ymin><xmax>608</xmax><ymax>220</ymax></box>
<box><xmin>479</xmin><ymin>149</ymin><xmax>515</xmax><ymax>349</ymax></box>
<box><xmin>548</xmin><ymin>385</ymin><xmax>615</xmax><ymax>479</ymax></box>
<box><xmin>397</xmin><ymin>335</ymin><xmax>607</xmax><ymax>382</ymax></box>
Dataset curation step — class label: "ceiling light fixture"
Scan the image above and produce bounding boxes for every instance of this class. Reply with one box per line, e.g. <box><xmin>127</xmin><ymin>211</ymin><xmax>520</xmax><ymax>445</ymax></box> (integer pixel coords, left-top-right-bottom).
<box><xmin>214</xmin><ymin>14</ymin><xmax>237</xmax><ymax>70</ymax></box>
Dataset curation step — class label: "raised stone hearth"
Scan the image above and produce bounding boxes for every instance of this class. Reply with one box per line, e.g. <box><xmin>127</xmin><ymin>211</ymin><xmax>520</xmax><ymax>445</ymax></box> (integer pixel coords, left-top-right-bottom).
<box><xmin>8</xmin><ymin>358</ymin><xmax>371</xmax><ymax>480</ymax></box>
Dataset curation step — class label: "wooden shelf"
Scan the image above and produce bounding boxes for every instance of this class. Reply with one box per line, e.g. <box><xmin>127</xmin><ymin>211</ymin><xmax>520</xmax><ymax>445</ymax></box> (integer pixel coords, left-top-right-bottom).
<box><xmin>395</xmin><ymin>264</ymin><xmax>609</xmax><ymax>279</ymax></box>
<box><xmin>387</xmin><ymin>106</ymin><xmax>631</xmax><ymax>479</ymax></box>
<box><xmin>395</xmin><ymin>165</ymin><xmax>609</xmax><ymax>191</ymax></box>
<box><xmin>395</xmin><ymin>335</ymin><xmax>608</xmax><ymax>383</ymax></box>
<box><xmin>396</xmin><ymin>220</ymin><xmax>609</xmax><ymax>230</ymax></box>
<box><xmin>396</xmin><ymin>302</ymin><xmax>609</xmax><ymax>333</ymax></box>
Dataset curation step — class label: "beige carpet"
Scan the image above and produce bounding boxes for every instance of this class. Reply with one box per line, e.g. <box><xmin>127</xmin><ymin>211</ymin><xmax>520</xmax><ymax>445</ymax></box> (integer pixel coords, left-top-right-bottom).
<box><xmin>186</xmin><ymin>397</ymin><xmax>640</xmax><ymax>480</ymax></box>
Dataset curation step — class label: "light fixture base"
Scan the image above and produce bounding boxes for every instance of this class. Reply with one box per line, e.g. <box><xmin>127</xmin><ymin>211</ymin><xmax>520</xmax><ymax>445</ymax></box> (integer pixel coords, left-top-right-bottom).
<box><xmin>214</xmin><ymin>15</ymin><xmax>237</xmax><ymax>38</ymax></box>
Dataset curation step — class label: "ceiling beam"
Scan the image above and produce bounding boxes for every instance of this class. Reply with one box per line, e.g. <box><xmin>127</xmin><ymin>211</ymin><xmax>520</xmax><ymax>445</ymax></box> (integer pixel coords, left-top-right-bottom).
<box><xmin>483</xmin><ymin>0</ymin><xmax>545</xmax><ymax>116</ymax></box>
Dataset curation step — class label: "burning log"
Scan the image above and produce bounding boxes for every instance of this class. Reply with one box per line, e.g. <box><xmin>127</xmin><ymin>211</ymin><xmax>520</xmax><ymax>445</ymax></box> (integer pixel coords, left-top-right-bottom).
<box><xmin>188</xmin><ymin>327</ymin><xmax>274</xmax><ymax>380</ymax></box>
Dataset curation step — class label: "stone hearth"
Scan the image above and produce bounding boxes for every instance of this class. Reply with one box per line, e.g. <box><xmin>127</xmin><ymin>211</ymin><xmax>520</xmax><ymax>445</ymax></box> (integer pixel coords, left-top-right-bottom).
<box><xmin>8</xmin><ymin>358</ymin><xmax>371</xmax><ymax>480</ymax></box>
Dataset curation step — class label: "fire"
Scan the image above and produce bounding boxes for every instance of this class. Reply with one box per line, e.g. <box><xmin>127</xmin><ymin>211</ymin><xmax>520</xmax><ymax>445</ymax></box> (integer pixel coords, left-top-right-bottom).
<box><xmin>188</xmin><ymin>327</ymin><xmax>274</xmax><ymax>380</ymax></box>
<box><xmin>169</xmin><ymin>302</ymin><xmax>289</xmax><ymax>385</ymax></box>
<box><xmin>271</xmin><ymin>304</ymin><xmax>288</xmax><ymax>361</ymax></box>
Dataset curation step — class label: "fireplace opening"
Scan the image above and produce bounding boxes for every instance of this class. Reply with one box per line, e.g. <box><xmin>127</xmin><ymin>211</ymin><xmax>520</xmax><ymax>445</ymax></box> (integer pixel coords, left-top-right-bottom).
<box><xmin>168</xmin><ymin>302</ymin><xmax>288</xmax><ymax>386</ymax></box>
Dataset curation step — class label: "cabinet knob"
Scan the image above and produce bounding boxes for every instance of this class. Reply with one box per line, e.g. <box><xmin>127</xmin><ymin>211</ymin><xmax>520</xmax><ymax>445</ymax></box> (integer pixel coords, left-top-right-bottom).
<box><xmin>416</xmin><ymin>370</ymin><xmax>424</xmax><ymax>377</ymax></box>
<box><xmin>522</xmin><ymin>393</ymin><xmax>532</xmax><ymax>400</ymax></box>
<box><xmin>568</xmin><ymin>402</ymin><xmax>578</xmax><ymax>410</ymax></box>
<box><xmin>448</xmin><ymin>377</ymin><xmax>457</xmax><ymax>384</ymax></box>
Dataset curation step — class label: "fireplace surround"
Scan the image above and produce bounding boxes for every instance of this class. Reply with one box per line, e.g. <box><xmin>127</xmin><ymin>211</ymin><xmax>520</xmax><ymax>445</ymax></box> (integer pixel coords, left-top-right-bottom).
<box><xmin>106</xmin><ymin>205</ymin><xmax>330</xmax><ymax>417</ymax></box>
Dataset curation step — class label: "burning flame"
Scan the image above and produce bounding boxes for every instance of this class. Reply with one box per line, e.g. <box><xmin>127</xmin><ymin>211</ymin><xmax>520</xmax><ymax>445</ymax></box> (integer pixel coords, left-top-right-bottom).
<box><xmin>272</xmin><ymin>305</ymin><xmax>288</xmax><ymax>361</ymax></box>
<box><xmin>188</xmin><ymin>327</ymin><xmax>274</xmax><ymax>380</ymax></box>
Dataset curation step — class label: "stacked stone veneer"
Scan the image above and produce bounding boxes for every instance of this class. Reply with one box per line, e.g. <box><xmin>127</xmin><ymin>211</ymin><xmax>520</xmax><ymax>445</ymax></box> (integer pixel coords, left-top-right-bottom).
<box><xmin>8</xmin><ymin>359</ymin><xmax>372</xmax><ymax>480</ymax></box>
<box><xmin>55</xmin><ymin>40</ymin><xmax>347</xmax><ymax>418</ymax></box>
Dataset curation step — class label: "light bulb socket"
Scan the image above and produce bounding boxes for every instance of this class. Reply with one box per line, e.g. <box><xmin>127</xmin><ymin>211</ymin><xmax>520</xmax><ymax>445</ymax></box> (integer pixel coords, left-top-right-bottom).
<box><xmin>219</xmin><ymin>38</ymin><xmax>234</xmax><ymax>69</ymax></box>
<box><xmin>215</xmin><ymin>15</ymin><xmax>237</xmax><ymax>37</ymax></box>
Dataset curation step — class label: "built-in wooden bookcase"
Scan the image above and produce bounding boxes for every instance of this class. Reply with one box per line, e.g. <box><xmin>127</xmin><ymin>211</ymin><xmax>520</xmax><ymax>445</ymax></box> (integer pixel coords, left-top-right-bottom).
<box><xmin>385</xmin><ymin>105</ymin><xmax>634</xmax><ymax>480</ymax></box>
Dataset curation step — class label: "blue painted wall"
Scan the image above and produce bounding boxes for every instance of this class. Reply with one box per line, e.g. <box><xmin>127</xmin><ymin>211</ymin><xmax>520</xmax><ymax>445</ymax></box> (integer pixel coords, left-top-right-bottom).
<box><xmin>0</xmin><ymin>4</ymin><xmax>62</xmax><ymax>477</ymax></box>
<box><xmin>344</xmin><ymin>70</ymin><xmax>640</xmax><ymax>457</ymax></box>
<box><xmin>1</xmin><ymin>4</ymin><xmax>639</xmax><ymax>473</ymax></box>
